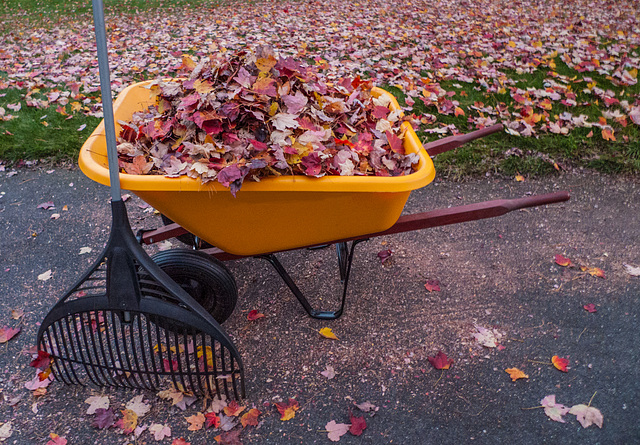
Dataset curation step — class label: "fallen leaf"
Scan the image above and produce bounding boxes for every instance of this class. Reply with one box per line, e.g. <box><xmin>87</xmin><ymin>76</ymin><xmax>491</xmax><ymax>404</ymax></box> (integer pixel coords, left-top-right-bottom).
<box><xmin>157</xmin><ymin>387</ymin><xmax>197</xmax><ymax>411</ymax></box>
<box><xmin>247</xmin><ymin>309</ymin><xmax>264</xmax><ymax>321</ymax></box>
<box><xmin>515</xmin><ymin>174</ymin><xmax>525</xmax><ymax>182</ymax></box>
<box><xmin>50</xmin><ymin>213</ymin><xmax>60</xmax><ymax>220</ymax></box>
<box><xmin>581</xmin><ymin>266</ymin><xmax>606</xmax><ymax>279</ymax></box>
<box><xmin>126</xmin><ymin>395</ymin><xmax>151</xmax><ymax>417</ymax></box>
<box><xmin>149</xmin><ymin>423</ymin><xmax>172</xmax><ymax>440</ymax></box>
<box><xmin>569</xmin><ymin>404</ymin><xmax>604</xmax><ymax>428</ymax></box>
<box><xmin>10</xmin><ymin>308</ymin><xmax>24</xmax><ymax>319</ymax></box>
<box><xmin>93</xmin><ymin>408</ymin><xmax>116</xmax><ymax>429</ymax></box>
<box><xmin>38</xmin><ymin>270</ymin><xmax>53</xmax><ymax>281</ymax></box>
<box><xmin>583</xmin><ymin>303</ymin><xmax>597</xmax><ymax>313</ymax></box>
<box><xmin>0</xmin><ymin>326</ymin><xmax>20</xmax><ymax>343</ymax></box>
<box><xmin>186</xmin><ymin>412</ymin><xmax>206</xmax><ymax>431</ymax></box>
<box><xmin>424</xmin><ymin>280</ymin><xmax>441</xmax><ymax>292</ymax></box>
<box><xmin>473</xmin><ymin>325</ymin><xmax>503</xmax><ymax>348</ymax></box>
<box><xmin>428</xmin><ymin>351</ymin><xmax>453</xmax><ymax>370</ymax></box>
<box><xmin>171</xmin><ymin>439</ymin><xmax>190</xmax><ymax>445</ymax></box>
<box><xmin>624</xmin><ymin>263</ymin><xmax>640</xmax><ymax>276</ymax></box>
<box><xmin>214</xmin><ymin>429</ymin><xmax>243</xmax><ymax>445</ymax></box>
<box><xmin>29</xmin><ymin>350</ymin><xmax>51</xmax><ymax>369</ymax></box>
<box><xmin>0</xmin><ymin>422</ymin><xmax>12</xmax><ymax>442</ymax></box>
<box><xmin>85</xmin><ymin>395</ymin><xmax>110</xmax><ymax>414</ymax></box>
<box><xmin>205</xmin><ymin>412</ymin><xmax>221</xmax><ymax>429</ymax></box>
<box><xmin>45</xmin><ymin>433</ymin><xmax>67</xmax><ymax>445</ymax></box>
<box><xmin>319</xmin><ymin>327</ymin><xmax>339</xmax><ymax>340</ymax></box>
<box><xmin>79</xmin><ymin>247</ymin><xmax>92</xmax><ymax>255</ymax></box>
<box><xmin>240</xmin><ymin>408</ymin><xmax>261</xmax><ymax>427</ymax></box>
<box><xmin>349</xmin><ymin>412</ymin><xmax>367</xmax><ymax>436</ymax></box>
<box><xmin>554</xmin><ymin>254</ymin><xmax>571</xmax><ymax>267</ymax></box>
<box><xmin>505</xmin><ymin>367</ymin><xmax>529</xmax><ymax>382</ymax></box>
<box><xmin>116</xmin><ymin>409</ymin><xmax>138</xmax><ymax>434</ymax></box>
<box><xmin>223</xmin><ymin>400</ymin><xmax>246</xmax><ymax>417</ymax></box>
<box><xmin>24</xmin><ymin>372</ymin><xmax>52</xmax><ymax>390</ymax></box>
<box><xmin>37</xmin><ymin>201</ymin><xmax>55</xmax><ymax>210</ymax></box>
<box><xmin>275</xmin><ymin>399</ymin><xmax>300</xmax><ymax>421</ymax></box>
<box><xmin>326</xmin><ymin>420</ymin><xmax>350</xmax><ymax>442</ymax></box>
<box><xmin>551</xmin><ymin>355</ymin><xmax>569</xmax><ymax>372</ymax></box>
<box><xmin>354</xmin><ymin>401</ymin><xmax>379</xmax><ymax>413</ymax></box>
<box><xmin>541</xmin><ymin>395</ymin><xmax>570</xmax><ymax>423</ymax></box>
<box><xmin>377</xmin><ymin>249</ymin><xmax>393</xmax><ymax>264</ymax></box>
<box><xmin>218</xmin><ymin>414</ymin><xmax>237</xmax><ymax>431</ymax></box>
<box><xmin>209</xmin><ymin>396</ymin><xmax>228</xmax><ymax>413</ymax></box>
<box><xmin>321</xmin><ymin>365</ymin><xmax>336</xmax><ymax>379</ymax></box>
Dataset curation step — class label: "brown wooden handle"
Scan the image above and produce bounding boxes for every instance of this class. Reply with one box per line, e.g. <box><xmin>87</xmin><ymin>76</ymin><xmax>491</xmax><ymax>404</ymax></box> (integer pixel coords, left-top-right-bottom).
<box><xmin>424</xmin><ymin>124</ymin><xmax>504</xmax><ymax>157</ymax></box>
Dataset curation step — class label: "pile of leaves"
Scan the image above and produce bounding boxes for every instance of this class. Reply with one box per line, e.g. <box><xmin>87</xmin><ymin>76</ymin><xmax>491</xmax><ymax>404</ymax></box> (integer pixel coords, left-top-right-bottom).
<box><xmin>116</xmin><ymin>46</ymin><xmax>419</xmax><ymax>195</ymax></box>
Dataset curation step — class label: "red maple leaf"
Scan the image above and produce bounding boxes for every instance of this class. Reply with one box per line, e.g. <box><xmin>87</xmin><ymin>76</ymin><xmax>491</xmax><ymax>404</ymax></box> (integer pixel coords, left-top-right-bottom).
<box><xmin>349</xmin><ymin>411</ymin><xmax>367</xmax><ymax>436</ymax></box>
<box><xmin>428</xmin><ymin>351</ymin><xmax>453</xmax><ymax>370</ymax></box>
<box><xmin>583</xmin><ymin>303</ymin><xmax>597</xmax><ymax>313</ymax></box>
<box><xmin>29</xmin><ymin>350</ymin><xmax>51</xmax><ymax>369</ymax></box>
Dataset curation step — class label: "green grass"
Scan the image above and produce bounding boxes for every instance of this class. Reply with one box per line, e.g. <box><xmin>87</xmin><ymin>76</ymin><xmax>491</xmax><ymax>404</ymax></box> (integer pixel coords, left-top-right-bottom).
<box><xmin>384</xmin><ymin>54</ymin><xmax>640</xmax><ymax>178</ymax></box>
<box><xmin>0</xmin><ymin>87</ymin><xmax>101</xmax><ymax>161</ymax></box>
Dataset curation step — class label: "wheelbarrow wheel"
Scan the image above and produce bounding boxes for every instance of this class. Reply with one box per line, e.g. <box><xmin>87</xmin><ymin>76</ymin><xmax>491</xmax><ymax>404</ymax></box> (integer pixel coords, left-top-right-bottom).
<box><xmin>160</xmin><ymin>214</ymin><xmax>214</xmax><ymax>249</ymax></box>
<box><xmin>149</xmin><ymin>249</ymin><xmax>237</xmax><ymax>323</ymax></box>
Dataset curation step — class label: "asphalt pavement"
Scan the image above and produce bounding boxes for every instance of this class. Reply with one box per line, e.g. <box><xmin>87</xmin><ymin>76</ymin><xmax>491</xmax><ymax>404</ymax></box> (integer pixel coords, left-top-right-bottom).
<box><xmin>0</xmin><ymin>164</ymin><xmax>639</xmax><ymax>444</ymax></box>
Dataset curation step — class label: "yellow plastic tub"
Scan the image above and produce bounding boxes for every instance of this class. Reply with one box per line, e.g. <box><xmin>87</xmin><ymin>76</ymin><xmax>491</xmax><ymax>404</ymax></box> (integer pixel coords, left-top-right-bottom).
<box><xmin>79</xmin><ymin>81</ymin><xmax>436</xmax><ymax>255</ymax></box>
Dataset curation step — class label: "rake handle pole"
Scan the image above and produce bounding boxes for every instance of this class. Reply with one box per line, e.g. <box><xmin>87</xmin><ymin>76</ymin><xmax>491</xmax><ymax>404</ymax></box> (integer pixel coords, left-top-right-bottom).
<box><xmin>91</xmin><ymin>0</ymin><xmax>121</xmax><ymax>202</ymax></box>
<box><xmin>424</xmin><ymin>124</ymin><xmax>503</xmax><ymax>157</ymax></box>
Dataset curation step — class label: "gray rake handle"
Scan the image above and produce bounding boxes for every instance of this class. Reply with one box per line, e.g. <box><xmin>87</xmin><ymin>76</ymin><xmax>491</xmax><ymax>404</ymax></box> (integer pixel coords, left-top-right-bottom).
<box><xmin>92</xmin><ymin>0</ymin><xmax>121</xmax><ymax>202</ymax></box>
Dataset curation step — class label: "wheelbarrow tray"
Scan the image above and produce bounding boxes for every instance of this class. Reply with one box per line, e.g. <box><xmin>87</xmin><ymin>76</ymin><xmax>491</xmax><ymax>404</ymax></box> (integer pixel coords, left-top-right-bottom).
<box><xmin>79</xmin><ymin>81</ymin><xmax>436</xmax><ymax>256</ymax></box>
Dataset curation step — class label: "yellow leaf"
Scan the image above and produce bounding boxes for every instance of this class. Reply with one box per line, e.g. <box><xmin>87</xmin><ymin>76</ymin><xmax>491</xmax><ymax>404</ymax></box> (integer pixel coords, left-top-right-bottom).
<box><xmin>255</xmin><ymin>55</ymin><xmax>277</xmax><ymax>73</ymax></box>
<box><xmin>319</xmin><ymin>327</ymin><xmax>339</xmax><ymax>340</ymax></box>
<box><xmin>515</xmin><ymin>174</ymin><xmax>525</xmax><ymax>182</ymax></box>
<box><xmin>601</xmin><ymin>128</ymin><xmax>616</xmax><ymax>141</ymax></box>
<box><xmin>505</xmin><ymin>367</ymin><xmax>529</xmax><ymax>381</ymax></box>
<box><xmin>118</xmin><ymin>409</ymin><xmax>138</xmax><ymax>434</ymax></box>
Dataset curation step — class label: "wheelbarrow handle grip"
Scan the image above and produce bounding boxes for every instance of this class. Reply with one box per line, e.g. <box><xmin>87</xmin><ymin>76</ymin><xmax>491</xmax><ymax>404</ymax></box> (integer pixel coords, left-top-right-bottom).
<box><xmin>424</xmin><ymin>123</ymin><xmax>503</xmax><ymax>157</ymax></box>
<box><xmin>503</xmin><ymin>191</ymin><xmax>571</xmax><ymax>211</ymax></box>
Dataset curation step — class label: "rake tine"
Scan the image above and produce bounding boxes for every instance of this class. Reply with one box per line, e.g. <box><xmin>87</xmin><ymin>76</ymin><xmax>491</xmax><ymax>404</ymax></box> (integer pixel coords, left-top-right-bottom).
<box><xmin>134</xmin><ymin>315</ymin><xmax>154</xmax><ymax>391</ymax></box>
<box><xmin>119</xmin><ymin>316</ymin><xmax>143</xmax><ymax>389</ymax></box>
<box><xmin>171</xmin><ymin>328</ymin><xmax>189</xmax><ymax>393</ymax></box>
<box><xmin>106</xmin><ymin>311</ymin><xmax>130</xmax><ymax>389</ymax></box>
<box><xmin>190</xmin><ymin>332</ymin><xmax>206</xmax><ymax>396</ymax></box>
<box><xmin>219</xmin><ymin>341</ymin><xmax>230</xmax><ymax>400</ymax></box>
<box><xmin>182</xmin><ymin>330</ymin><xmax>199</xmax><ymax>395</ymax></box>
<box><xmin>55</xmin><ymin>318</ymin><xmax>83</xmax><ymax>385</ymax></box>
<box><xmin>231</xmin><ymin>356</ymin><xmax>241</xmax><ymax>400</ymax></box>
<box><xmin>144</xmin><ymin>315</ymin><xmax>162</xmax><ymax>389</ymax></box>
<box><xmin>95</xmin><ymin>311</ymin><xmax>117</xmax><ymax>387</ymax></box>
<box><xmin>119</xmin><ymin>314</ymin><xmax>142</xmax><ymax>389</ymax></box>
<box><xmin>85</xmin><ymin>312</ymin><xmax>112</xmax><ymax>386</ymax></box>
<box><xmin>44</xmin><ymin>328</ymin><xmax>71</xmax><ymax>385</ymax></box>
<box><xmin>205</xmin><ymin>335</ymin><xmax>221</xmax><ymax>398</ymax></box>
<box><xmin>160</xmin><ymin>323</ymin><xmax>180</xmax><ymax>389</ymax></box>
<box><xmin>75</xmin><ymin>312</ymin><xmax>103</xmax><ymax>387</ymax></box>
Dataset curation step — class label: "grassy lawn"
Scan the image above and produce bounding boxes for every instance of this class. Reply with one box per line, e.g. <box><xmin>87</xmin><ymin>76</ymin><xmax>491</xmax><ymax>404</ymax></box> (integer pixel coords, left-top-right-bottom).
<box><xmin>0</xmin><ymin>0</ymin><xmax>639</xmax><ymax>177</ymax></box>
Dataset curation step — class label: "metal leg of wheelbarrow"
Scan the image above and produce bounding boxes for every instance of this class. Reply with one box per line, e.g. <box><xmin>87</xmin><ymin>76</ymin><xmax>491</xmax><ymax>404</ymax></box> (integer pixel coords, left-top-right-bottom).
<box><xmin>258</xmin><ymin>239</ymin><xmax>367</xmax><ymax>320</ymax></box>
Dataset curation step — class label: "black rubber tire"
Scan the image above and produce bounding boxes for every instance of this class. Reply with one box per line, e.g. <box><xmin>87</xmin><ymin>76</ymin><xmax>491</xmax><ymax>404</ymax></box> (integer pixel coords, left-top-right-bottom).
<box><xmin>160</xmin><ymin>214</ymin><xmax>213</xmax><ymax>249</ymax></box>
<box><xmin>151</xmin><ymin>249</ymin><xmax>238</xmax><ymax>324</ymax></box>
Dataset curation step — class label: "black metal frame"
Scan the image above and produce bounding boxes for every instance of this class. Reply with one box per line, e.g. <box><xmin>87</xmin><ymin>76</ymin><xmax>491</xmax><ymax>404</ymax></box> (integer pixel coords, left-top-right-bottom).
<box><xmin>258</xmin><ymin>239</ymin><xmax>367</xmax><ymax>320</ymax></box>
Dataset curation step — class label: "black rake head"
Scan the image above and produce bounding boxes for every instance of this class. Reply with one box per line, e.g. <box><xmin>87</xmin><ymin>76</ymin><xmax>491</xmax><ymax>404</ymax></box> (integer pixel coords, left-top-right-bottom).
<box><xmin>36</xmin><ymin>201</ymin><xmax>245</xmax><ymax>400</ymax></box>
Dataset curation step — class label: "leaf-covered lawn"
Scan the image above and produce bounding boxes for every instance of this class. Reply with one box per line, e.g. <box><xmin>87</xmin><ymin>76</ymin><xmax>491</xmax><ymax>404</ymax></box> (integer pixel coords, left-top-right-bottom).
<box><xmin>0</xmin><ymin>0</ymin><xmax>639</xmax><ymax>173</ymax></box>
